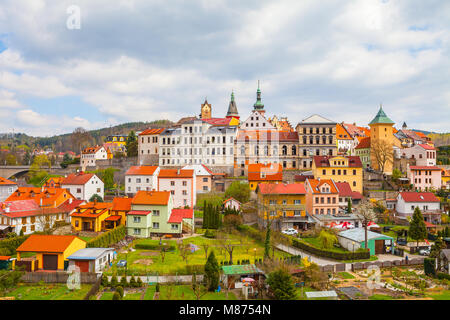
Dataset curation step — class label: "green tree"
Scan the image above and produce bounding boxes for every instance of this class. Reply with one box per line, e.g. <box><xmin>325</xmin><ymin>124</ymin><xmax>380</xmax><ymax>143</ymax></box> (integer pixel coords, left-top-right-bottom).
<box><xmin>126</xmin><ymin>131</ymin><xmax>138</xmax><ymax>157</ymax></box>
<box><xmin>347</xmin><ymin>198</ymin><xmax>352</xmax><ymax>213</ymax></box>
<box><xmin>224</xmin><ymin>181</ymin><xmax>250</xmax><ymax>204</ymax></box>
<box><xmin>5</xmin><ymin>154</ymin><xmax>17</xmax><ymax>165</ymax></box>
<box><xmin>89</xmin><ymin>194</ymin><xmax>104</xmax><ymax>203</ymax></box>
<box><xmin>204</xmin><ymin>251</ymin><xmax>220</xmax><ymax>291</ymax></box>
<box><xmin>318</xmin><ymin>229</ymin><xmax>338</xmax><ymax>249</ymax></box>
<box><xmin>264</xmin><ymin>222</ymin><xmax>271</xmax><ymax>260</ymax></box>
<box><xmin>0</xmin><ymin>269</ymin><xmax>24</xmax><ymax>293</ymax></box>
<box><xmin>392</xmin><ymin>168</ymin><xmax>402</xmax><ymax>182</ymax></box>
<box><xmin>266</xmin><ymin>268</ymin><xmax>297</xmax><ymax>300</ymax></box>
<box><xmin>409</xmin><ymin>207</ymin><xmax>427</xmax><ymax>247</ymax></box>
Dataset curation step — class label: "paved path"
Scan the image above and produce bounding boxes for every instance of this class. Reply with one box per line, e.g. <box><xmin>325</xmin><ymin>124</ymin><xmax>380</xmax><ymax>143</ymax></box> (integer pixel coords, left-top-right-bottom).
<box><xmin>107</xmin><ymin>275</ymin><xmax>204</xmax><ymax>283</ymax></box>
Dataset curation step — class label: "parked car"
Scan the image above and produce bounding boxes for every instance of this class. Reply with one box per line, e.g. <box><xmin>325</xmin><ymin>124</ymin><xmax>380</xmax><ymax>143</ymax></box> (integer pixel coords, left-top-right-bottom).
<box><xmin>282</xmin><ymin>228</ymin><xmax>298</xmax><ymax>235</ymax></box>
<box><xmin>419</xmin><ymin>248</ymin><xmax>430</xmax><ymax>256</ymax></box>
<box><xmin>117</xmin><ymin>260</ymin><xmax>127</xmax><ymax>267</ymax></box>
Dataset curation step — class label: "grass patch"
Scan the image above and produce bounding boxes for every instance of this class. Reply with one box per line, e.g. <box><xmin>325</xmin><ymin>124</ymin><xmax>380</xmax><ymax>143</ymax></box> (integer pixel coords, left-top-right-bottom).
<box><xmin>301</xmin><ymin>237</ymin><xmax>349</xmax><ymax>253</ymax></box>
<box><xmin>427</xmin><ymin>290</ymin><xmax>450</xmax><ymax>300</ymax></box>
<box><xmin>123</xmin><ymin>292</ymin><xmax>143</xmax><ymax>300</ymax></box>
<box><xmin>337</xmin><ymin>272</ymin><xmax>355</xmax><ymax>279</ymax></box>
<box><xmin>143</xmin><ymin>286</ymin><xmax>156</xmax><ymax>300</ymax></box>
<box><xmin>369</xmin><ymin>294</ymin><xmax>394</xmax><ymax>300</ymax></box>
<box><xmin>159</xmin><ymin>285</ymin><xmax>237</xmax><ymax>300</ymax></box>
<box><xmin>5</xmin><ymin>283</ymin><xmax>91</xmax><ymax>300</ymax></box>
<box><xmin>100</xmin><ymin>292</ymin><xmax>114</xmax><ymax>300</ymax></box>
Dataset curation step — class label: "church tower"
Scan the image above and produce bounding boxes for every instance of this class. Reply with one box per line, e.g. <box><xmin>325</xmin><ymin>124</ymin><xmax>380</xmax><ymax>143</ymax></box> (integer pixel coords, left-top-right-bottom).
<box><xmin>253</xmin><ymin>81</ymin><xmax>265</xmax><ymax>115</ymax></box>
<box><xmin>369</xmin><ymin>105</ymin><xmax>395</xmax><ymax>174</ymax></box>
<box><xmin>226</xmin><ymin>91</ymin><xmax>239</xmax><ymax>119</ymax></box>
<box><xmin>200</xmin><ymin>99</ymin><xmax>211</xmax><ymax>119</ymax></box>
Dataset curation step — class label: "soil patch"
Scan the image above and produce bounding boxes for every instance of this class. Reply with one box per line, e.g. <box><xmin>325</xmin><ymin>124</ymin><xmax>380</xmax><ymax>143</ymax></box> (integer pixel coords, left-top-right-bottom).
<box><xmin>140</xmin><ymin>251</ymin><xmax>159</xmax><ymax>257</ymax></box>
<box><xmin>134</xmin><ymin>259</ymin><xmax>153</xmax><ymax>265</ymax></box>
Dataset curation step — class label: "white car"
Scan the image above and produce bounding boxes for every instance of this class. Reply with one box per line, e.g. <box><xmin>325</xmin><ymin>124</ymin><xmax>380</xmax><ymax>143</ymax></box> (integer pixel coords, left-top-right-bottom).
<box><xmin>282</xmin><ymin>228</ymin><xmax>298</xmax><ymax>235</ymax></box>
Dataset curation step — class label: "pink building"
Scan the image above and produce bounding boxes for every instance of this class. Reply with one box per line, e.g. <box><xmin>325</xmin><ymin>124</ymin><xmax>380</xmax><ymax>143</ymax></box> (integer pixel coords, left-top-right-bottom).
<box><xmin>305</xmin><ymin>178</ymin><xmax>339</xmax><ymax>216</ymax></box>
<box><xmin>398</xmin><ymin>144</ymin><xmax>436</xmax><ymax>166</ymax></box>
<box><xmin>157</xmin><ymin>169</ymin><xmax>196</xmax><ymax>209</ymax></box>
<box><xmin>182</xmin><ymin>164</ymin><xmax>213</xmax><ymax>193</ymax></box>
<box><xmin>407</xmin><ymin>165</ymin><xmax>442</xmax><ymax>191</ymax></box>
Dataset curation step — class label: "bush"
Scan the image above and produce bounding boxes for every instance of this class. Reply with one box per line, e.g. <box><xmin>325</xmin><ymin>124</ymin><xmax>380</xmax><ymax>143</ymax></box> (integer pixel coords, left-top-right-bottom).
<box><xmin>156</xmin><ymin>283</ymin><xmax>160</xmax><ymax>292</ymax></box>
<box><xmin>424</xmin><ymin>258</ymin><xmax>436</xmax><ymax>277</ymax></box>
<box><xmin>87</xmin><ymin>225</ymin><xmax>126</xmax><ymax>248</ymax></box>
<box><xmin>134</xmin><ymin>243</ymin><xmax>175</xmax><ymax>251</ymax></box>
<box><xmin>137</xmin><ymin>277</ymin><xmax>143</xmax><ymax>287</ymax></box>
<box><xmin>204</xmin><ymin>229</ymin><xmax>216</xmax><ymax>239</ymax></box>
<box><xmin>116</xmin><ymin>286</ymin><xmax>124</xmax><ymax>298</ymax></box>
<box><xmin>0</xmin><ymin>235</ymin><xmax>29</xmax><ymax>256</ymax></box>
<box><xmin>437</xmin><ymin>272</ymin><xmax>450</xmax><ymax>280</ymax></box>
<box><xmin>129</xmin><ymin>276</ymin><xmax>137</xmax><ymax>287</ymax></box>
<box><xmin>101</xmin><ymin>274</ymin><xmax>109</xmax><ymax>287</ymax></box>
<box><xmin>110</xmin><ymin>275</ymin><xmax>118</xmax><ymax>288</ymax></box>
<box><xmin>120</xmin><ymin>276</ymin><xmax>129</xmax><ymax>287</ymax></box>
<box><xmin>291</xmin><ymin>238</ymin><xmax>370</xmax><ymax>260</ymax></box>
<box><xmin>112</xmin><ymin>292</ymin><xmax>121</xmax><ymax>300</ymax></box>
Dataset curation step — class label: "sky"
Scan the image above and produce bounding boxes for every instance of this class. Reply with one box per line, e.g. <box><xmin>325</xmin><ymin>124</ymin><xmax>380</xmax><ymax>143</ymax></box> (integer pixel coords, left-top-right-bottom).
<box><xmin>0</xmin><ymin>0</ymin><xmax>449</xmax><ymax>136</ymax></box>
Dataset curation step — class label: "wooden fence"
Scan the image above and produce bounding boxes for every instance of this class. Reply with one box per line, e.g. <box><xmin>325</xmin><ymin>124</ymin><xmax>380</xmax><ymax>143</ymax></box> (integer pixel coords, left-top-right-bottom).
<box><xmin>21</xmin><ymin>272</ymin><xmax>101</xmax><ymax>284</ymax></box>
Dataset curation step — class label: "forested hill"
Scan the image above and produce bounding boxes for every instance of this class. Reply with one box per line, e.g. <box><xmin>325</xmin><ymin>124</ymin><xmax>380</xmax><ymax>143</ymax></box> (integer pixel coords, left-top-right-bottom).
<box><xmin>0</xmin><ymin>120</ymin><xmax>172</xmax><ymax>153</ymax></box>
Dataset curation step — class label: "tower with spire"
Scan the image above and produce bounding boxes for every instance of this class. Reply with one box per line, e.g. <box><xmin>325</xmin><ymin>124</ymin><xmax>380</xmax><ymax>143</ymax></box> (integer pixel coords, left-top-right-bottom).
<box><xmin>253</xmin><ymin>81</ymin><xmax>265</xmax><ymax>114</ymax></box>
<box><xmin>200</xmin><ymin>98</ymin><xmax>211</xmax><ymax>119</ymax></box>
<box><xmin>226</xmin><ymin>91</ymin><xmax>239</xmax><ymax>119</ymax></box>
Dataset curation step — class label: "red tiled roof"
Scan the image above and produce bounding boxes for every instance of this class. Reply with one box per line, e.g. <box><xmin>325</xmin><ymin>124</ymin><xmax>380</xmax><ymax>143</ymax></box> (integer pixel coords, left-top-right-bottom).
<box><xmin>82</xmin><ymin>146</ymin><xmax>103</xmax><ymax>154</ymax></box>
<box><xmin>248</xmin><ymin>163</ymin><xmax>283</xmax><ymax>181</ymax></box>
<box><xmin>127</xmin><ymin>210</ymin><xmax>152</xmax><ymax>216</ymax></box>
<box><xmin>258</xmin><ymin>183</ymin><xmax>306</xmax><ymax>194</ymax></box>
<box><xmin>306</xmin><ymin>178</ymin><xmax>338</xmax><ymax>194</ymax></box>
<box><xmin>158</xmin><ymin>169</ymin><xmax>194</xmax><ymax>178</ymax></box>
<box><xmin>139</xmin><ymin>128</ymin><xmax>165</xmax><ymax>136</ymax></box>
<box><xmin>58</xmin><ymin>199</ymin><xmax>85</xmax><ymax>212</ymax></box>
<box><xmin>17</xmin><ymin>235</ymin><xmax>84</xmax><ymax>253</ymax></box>
<box><xmin>336</xmin><ymin>124</ymin><xmax>353</xmax><ymax>140</ymax></box>
<box><xmin>105</xmin><ymin>215</ymin><xmax>122</xmax><ymax>221</ymax></box>
<box><xmin>61</xmin><ymin>173</ymin><xmax>95</xmax><ymax>185</ymax></box>
<box><xmin>399</xmin><ymin>192</ymin><xmax>439</xmax><ymax>203</ymax></box>
<box><xmin>0</xmin><ymin>177</ymin><xmax>17</xmax><ymax>185</ymax></box>
<box><xmin>6</xmin><ymin>187</ymin><xmax>74</xmax><ymax>207</ymax></box>
<box><xmin>409</xmin><ymin>166</ymin><xmax>441</xmax><ymax>171</ymax></box>
<box><xmin>313</xmin><ymin>156</ymin><xmax>363</xmax><ymax>168</ymax></box>
<box><xmin>335</xmin><ymin>182</ymin><xmax>363</xmax><ymax>199</ymax></box>
<box><xmin>126</xmin><ymin>166</ymin><xmax>159</xmax><ymax>176</ymax></box>
<box><xmin>0</xmin><ymin>199</ymin><xmax>39</xmax><ymax>214</ymax></box>
<box><xmin>132</xmin><ymin>190</ymin><xmax>170</xmax><ymax>205</ymax></box>
<box><xmin>223</xmin><ymin>197</ymin><xmax>241</xmax><ymax>204</ymax></box>
<box><xmin>424</xmin><ymin>221</ymin><xmax>436</xmax><ymax>228</ymax></box>
<box><xmin>168</xmin><ymin>208</ymin><xmax>193</xmax><ymax>223</ymax></box>
<box><xmin>201</xmin><ymin>164</ymin><xmax>214</xmax><ymax>175</ymax></box>
<box><xmin>355</xmin><ymin>137</ymin><xmax>370</xmax><ymax>149</ymax></box>
<box><xmin>201</xmin><ymin>118</ymin><xmax>232</xmax><ymax>126</ymax></box>
<box><xmin>418</xmin><ymin>144</ymin><xmax>435</xmax><ymax>150</ymax></box>
<box><xmin>0</xmin><ymin>256</ymin><xmax>11</xmax><ymax>261</ymax></box>
<box><xmin>112</xmin><ymin>197</ymin><xmax>132</xmax><ymax>211</ymax></box>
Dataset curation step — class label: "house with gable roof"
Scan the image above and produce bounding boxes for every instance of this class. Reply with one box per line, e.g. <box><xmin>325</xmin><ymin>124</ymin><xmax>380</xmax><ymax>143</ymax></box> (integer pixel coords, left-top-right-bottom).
<box><xmin>396</xmin><ymin>191</ymin><xmax>441</xmax><ymax>224</ymax></box>
<box><xmin>80</xmin><ymin>145</ymin><xmax>108</xmax><ymax>170</ymax></box>
<box><xmin>305</xmin><ymin>178</ymin><xmax>339</xmax><ymax>216</ymax></box>
<box><xmin>61</xmin><ymin>172</ymin><xmax>104</xmax><ymax>201</ymax></box>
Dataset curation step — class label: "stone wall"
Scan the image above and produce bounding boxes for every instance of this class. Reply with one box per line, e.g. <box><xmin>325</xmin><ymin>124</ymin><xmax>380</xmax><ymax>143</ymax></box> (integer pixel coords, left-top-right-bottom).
<box><xmin>367</xmin><ymin>190</ymin><xmax>399</xmax><ymax>200</ymax></box>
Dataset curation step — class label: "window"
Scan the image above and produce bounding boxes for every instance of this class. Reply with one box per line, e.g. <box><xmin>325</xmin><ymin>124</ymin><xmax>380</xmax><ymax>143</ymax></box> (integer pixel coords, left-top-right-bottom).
<box><xmin>294</xmin><ymin>200</ymin><xmax>301</xmax><ymax>205</ymax></box>
<box><xmin>182</xmin><ymin>190</ymin><xmax>187</xmax><ymax>195</ymax></box>
<box><xmin>322</xmin><ymin>169</ymin><xmax>326</xmax><ymax>175</ymax></box>
<box><xmin>152</xmin><ymin>210</ymin><xmax>160</xmax><ymax>216</ymax></box>
<box><xmin>133</xmin><ymin>216</ymin><xmax>141</xmax><ymax>223</ymax></box>
<box><xmin>77</xmin><ymin>188</ymin><xmax>82</xmax><ymax>194</ymax></box>
<box><xmin>153</xmin><ymin>222</ymin><xmax>160</xmax><ymax>229</ymax></box>
<box><xmin>170</xmin><ymin>181</ymin><xmax>175</xmax><ymax>186</ymax></box>
<box><xmin>171</xmin><ymin>224</ymin><xmax>178</xmax><ymax>230</ymax></box>
<box><xmin>182</xmin><ymin>181</ymin><xmax>187</xmax><ymax>186</ymax></box>
<box><xmin>136</xmin><ymin>178</ymin><xmax>141</xmax><ymax>183</ymax></box>
<box><xmin>133</xmin><ymin>228</ymin><xmax>141</xmax><ymax>235</ymax></box>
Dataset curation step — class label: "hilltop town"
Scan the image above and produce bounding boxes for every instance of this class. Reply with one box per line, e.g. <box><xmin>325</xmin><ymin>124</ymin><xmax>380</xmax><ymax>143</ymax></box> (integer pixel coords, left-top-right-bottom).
<box><xmin>0</xmin><ymin>86</ymin><xmax>449</xmax><ymax>301</ymax></box>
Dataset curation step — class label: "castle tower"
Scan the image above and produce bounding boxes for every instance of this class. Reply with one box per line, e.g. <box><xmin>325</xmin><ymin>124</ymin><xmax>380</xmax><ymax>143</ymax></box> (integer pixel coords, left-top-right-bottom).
<box><xmin>368</xmin><ymin>105</ymin><xmax>395</xmax><ymax>174</ymax></box>
<box><xmin>226</xmin><ymin>91</ymin><xmax>239</xmax><ymax>119</ymax></box>
<box><xmin>253</xmin><ymin>81</ymin><xmax>265</xmax><ymax>115</ymax></box>
<box><xmin>200</xmin><ymin>99</ymin><xmax>211</xmax><ymax>119</ymax></box>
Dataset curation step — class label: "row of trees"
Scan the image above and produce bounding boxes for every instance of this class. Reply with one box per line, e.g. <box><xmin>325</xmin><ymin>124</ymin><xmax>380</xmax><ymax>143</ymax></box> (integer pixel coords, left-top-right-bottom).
<box><xmin>202</xmin><ymin>202</ymin><xmax>222</xmax><ymax>229</ymax></box>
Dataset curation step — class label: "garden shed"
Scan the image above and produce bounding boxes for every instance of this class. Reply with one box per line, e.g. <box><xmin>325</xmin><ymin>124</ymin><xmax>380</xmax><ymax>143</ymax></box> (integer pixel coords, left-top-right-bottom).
<box><xmin>338</xmin><ymin>227</ymin><xmax>394</xmax><ymax>255</ymax></box>
<box><xmin>67</xmin><ymin>248</ymin><xmax>115</xmax><ymax>273</ymax></box>
<box><xmin>221</xmin><ymin>264</ymin><xmax>265</xmax><ymax>289</ymax></box>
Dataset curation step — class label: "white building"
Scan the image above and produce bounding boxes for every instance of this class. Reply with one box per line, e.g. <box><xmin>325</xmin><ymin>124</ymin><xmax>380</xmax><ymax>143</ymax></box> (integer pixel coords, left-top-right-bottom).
<box><xmin>159</xmin><ymin>118</ymin><xmax>238</xmax><ymax>168</ymax></box>
<box><xmin>61</xmin><ymin>172</ymin><xmax>104</xmax><ymax>201</ymax></box>
<box><xmin>0</xmin><ymin>177</ymin><xmax>17</xmax><ymax>202</ymax></box>
<box><xmin>80</xmin><ymin>146</ymin><xmax>108</xmax><ymax>170</ymax></box>
<box><xmin>138</xmin><ymin>128</ymin><xmax>165</xmax><ymax>165</ymax></box>
<box><xmin>396</xmin><ymin>144</ymin><xmax>437</xmax><ymax>166</ymax></box>
<box><xmin>125</xmin><ymin>166</ymin><xmax>160</xmax><ymax>195</ymax></box>
<box><xmin>396</xmin><ymin>191</ymin><xmax>441</xmax><ymax>219</ymax></box>
<box><xmin>67</xmin><ymin>248</ymin><xmax>115</xmax><ymax>272</ymax></box>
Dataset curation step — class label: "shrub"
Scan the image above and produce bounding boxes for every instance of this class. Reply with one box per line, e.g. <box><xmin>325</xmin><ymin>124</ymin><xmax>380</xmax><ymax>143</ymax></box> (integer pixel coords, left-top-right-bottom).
<box><xmin>112</xmin><ymin>292</ymin><xmax>121</xmax><ymax>300</ymax></box>
<box><xmin>87</xmin><ymin>225</ymin><xmax>126</xmax><ymax>248</ymax></box>
<box><xmin>156</xmin><ymin>283</ymin><xmax>160</xmax><ymax>292</ymax></box>
<box><xmin>204</xmin><ymin>229</ymin><xmax>216</xmax><ymax>239</ymax></box>
<box><xmin>129</xmin><ymin>276</ymin><xmax>137</xmax><ymax>287</ymax></box>
<box><xmin>424</xmin><ymin>258</ymin><xmax>436</xmax><ymax>277</ymax></box>
<box><xmin>110</xmin><ymin>275</ymin><xmax>118</xmax><ymax>288</ymax></box>
<box><xmin>116</xmin><ymin>286</ymin><xmax>124</xmax><ymax>298</ymax></box>
<box><xmin>120</xmin><ymin>276</ymin><xmax>129</xmax><ymax>287</ymax></box>
<box><xmin>101</xmin><ymin>274</ymin><xmax>109</xmax><ymax>287</ymax></box>
<box><xmin>137</xmin><ymin>277</ymin><xmax>143</xmax><ymax>287</ymax></box>
<box><xmin>134</xmin><ymin>243</ymin><xmax>175</xmax><ymax>251</ymax></box>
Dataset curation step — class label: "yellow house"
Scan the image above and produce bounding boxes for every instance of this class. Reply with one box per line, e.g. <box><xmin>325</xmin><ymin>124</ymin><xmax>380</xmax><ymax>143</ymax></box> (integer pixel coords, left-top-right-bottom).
<box><xmin>312</xmin><ymin>155</ymin><xmax>363</xmax><ymax>194</ymax></box>
<box><xmin>70</xmin><ymin>201</ymin><xmax>113</xmax><ymax>232</ymax></box>
<box><xmin>15</xmin><ymin>235</ymin><xmax>86</xmax><ymax>271</ymax></box>
<box><xmin>256</xmin><ymin>183</ymin><xmax>306</xmax><ymax>227</ymax></box>
<box><xmin>369</xmin><ymin>105</ymin><xmax>395</xmax><ymax>174</ymax></box>
<box><xmin>248</xmin><ymin>163</ymin><xmax>283</xmax><ymax>191</ymax></box>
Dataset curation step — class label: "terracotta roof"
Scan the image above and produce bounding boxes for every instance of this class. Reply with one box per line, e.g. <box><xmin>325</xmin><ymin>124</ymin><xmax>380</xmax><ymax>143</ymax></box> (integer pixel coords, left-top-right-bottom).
<box><xmin>418</xmin><ymin>144</ymin><xmax>435</xmax><ymax>150</ymax></box>
<box><xmin>126</xmin><ymin>166</ymin><xmax>159</xmax><ymax>176</ymax></box>
<box><xmin>201</xmin><ymin>164</ymin><xmax>214</xmax><ymax>175</ymax></box>
<box><xmin>336</xmin><ymin>124</ymin><xmax>353</xmax><ymax>140</ymax></box>
<box><xmin>399</xmin><ymin>192</ymin><xmax>439</xmax><ymax>203</ymax></box>
<box><xmin>0</xmin><ymin>256</ymin><xmax>11</xmax><ymax>261</ymax></box>
<box><xmin>139</xmin><ymin>128</ymin><xmax>165</xmax><ymax>136</ymax></box>
<box><xmin>158</xmin><ymin>169</ymin><xmax>194</xmax><ymax>179</ymax></box>
<box><xmin>306</xmin><ymin>178</ymin><xmax>338</xmax><ymax>194</ymax></box>
<box><xmin>71</xmin><ymin>202</ymin><xmax>112</xmax><ymax>218</ymax></box>
<box><xmin>112</xmin><ymin>197</ymin><xmax>132</xmax><ymax>211</ymax></box>
<box><xmin>104</xmin><ymin>215</ymin><xmax>122</xmax><ymax>221</ymax></box>
<box><xmin>248</xmin><ymin>163</ymin><xmax>283</xmax><ymax>181</ymax></box>
<box><xmin>82</xmin><ymin>146</ymin><xmax>103</xmax><ymax>154</ymax></box>
<box><xmin>58</xmin><ymin>199</ymin><xmax>85</xmax><ymax>212</ymax></box>
<box><xmin>258</xmin><ymin>183</ymin><xmax>306</xmax><ymax>194</ymax></box>
<box><xmin>355</xmin><ymin>137</ymin><xmax>370</xmax><ymax>149</ymax></box>
<box><xmin>0</xmin><ymin>177</ymin><xmax>17</xmax><ymax>185</ymax></box>
<box><xmin>409</xmin><ymin>166</ymin><xmax>441</xmax><ymax>170</ymax></box>
<box><xmin>168</xmin><ymin>208</ymin><xmax>194</xmax><ymax>223</ymax></box>
<box><xmin>17</xmin><ymin>235</ymin><xmax>84</xmax><ymax>253</ymax></box>
<box><xmin>0</xmin><ymin>199</ymin><xmax>39</xmax><ymax>214</ymax></box>
<box><xmin>223</xmin><ymin>197</ymin><xmax>241</xmax><ymax>204</ymax></box>
<box><xmin>313</xmin><ymin>156</ymin><xmax>363</xmax><ymax>168</ymax></box>
<box><xmin>132</xmin><ymin>190</ymin><xmax>171</xmax><ymax>205</ymax></box>
<box><xmin>335</xmin><ymin>182</ymin><xmax>363</xmax><ymax>199</ymax></box>
<box><xmin>6</xmin><ymin>187</ymin><xmax>74</xmax><ymax>207</ymax></box>
<box><xmin>61</xmin><ymin>172</ymin><xmax>95</xmax><ymax>185</ymax></box>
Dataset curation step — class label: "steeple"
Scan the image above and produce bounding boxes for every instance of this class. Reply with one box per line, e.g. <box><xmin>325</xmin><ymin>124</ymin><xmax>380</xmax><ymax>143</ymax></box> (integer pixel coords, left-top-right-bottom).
<box><xmin>253</xmin><ymin>80</ymin><xmax>264</xmax><ymax>110</ymax></box>
<box><xmin>226</xmin><ymin>90</ymin><xmax>239</xmax><ymax>118</ymax></box>
<box><xmin>200</xmin><ymin>98</ymin><xmax>211</xmax><ymax>119</ymax></box>
<box><xmin>369</xmin><ymin>104</ymin><xmax>394</xmax><ymax>125</ymax></box>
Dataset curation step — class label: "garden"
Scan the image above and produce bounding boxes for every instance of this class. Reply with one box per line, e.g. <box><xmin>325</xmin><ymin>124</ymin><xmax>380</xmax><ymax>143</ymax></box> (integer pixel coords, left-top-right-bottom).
<box><xmin>3</xmin><ymin>283</ymin><xmax>92</xmax><ymax>300</ymax></box>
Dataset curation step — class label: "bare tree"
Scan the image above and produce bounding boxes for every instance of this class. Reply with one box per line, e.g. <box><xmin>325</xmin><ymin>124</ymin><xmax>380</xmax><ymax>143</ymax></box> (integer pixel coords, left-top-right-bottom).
<box><xmin>355</xmin><ymin>199</ymin><xmax>379</xmax><ymax>251</ymax></box>
<box><xmin>35</xmin><ymin>210</ymin><xmax>57</xmax><ymax>233</ymax></box>
<box><xmin>71</xmin><ymin>127</ymin><xmax>92</xmax><ymax>153</ymax></box>
<box><xmin>217</xmin><ymin>233</ymin><xmax>236</xmax><ymax>264</ymax></box>
<box><xmin>160</xmin><ymin>248</ymin><xmax>167</xmax><ymax>263</ymax></box>
<box><xmin>176</xmin><ymin>240</ymin><xmax>190</xmax><ymax>264</ymax></box>
<box><xmin>371</xmin><ymin>139</ymin><xmax>394</xmax><ymax>173</ymax></box>
<box><xmin>201</xmin><ymin>243</ymin><xmax>210</xmax><ymax>260</ymax></box>
<box><xmin>191</xmin><ymin>273</ymin><xmax>208</xmax><ymax>300</ymax></box>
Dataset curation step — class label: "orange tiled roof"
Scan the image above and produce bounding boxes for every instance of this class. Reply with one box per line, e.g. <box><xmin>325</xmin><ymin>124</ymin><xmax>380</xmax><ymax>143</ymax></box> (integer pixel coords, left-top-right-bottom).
<box><xmin>112</xmin><ymin>197</ymin><xmax>132</xmax><ymax>211</ymax></box>
<box><xmin>0</xmin><ymin>177</ymin><xmax>17</xmax><ymax>185</ymax></box>
<box><xmin>248</xmin><ymin>163</ymin><xmax>283</xmax><ymax>181</ymax></box>
<box><xmin>17</xmin><ymin>235</ymin><xmax>84</xmax><ymax>253</ymax></box>
<box><xmin>126</xmin><ymin>166</ymin><xmax>159</xmax><ymax>176</ymax></box>
<box><xmin>6</xmin><ymin>187</ymin><xmax>74</xmax><ymax>207</ymax></box>
<box><xmin>139</xmin><ymin>128</ymin><xmax>165</xmax><ymax>136</ymax></box>
<box><xmin>61</xmin><ymin>172</ymin><xmax>95</xmax><ymax>185</ymax></box>
<box><xmin>336</xmin><ymin>124</ymin><xmax>353</xmax><ymax>140</ymax></box>
<box><xmin>132</xmin><ymin>190</ymin><xmax>171</xmax><ymax>205</ymax></box>
<box><xmin>307</xmin><ymin>178</ymin><xmax>338</xmax><ymax>194</ymax></box>
<box><xmin>71</xmin><ymin>201</ymin><xmax>112</xmax><ymax>218</ymax></box>
<box><xmin>355</xmin><ymin>137</ymin><xmax>371</xmax><ymax>149</ymax></box>
<box><xmin>258</xmin><ymin>183</ymin><xmax>306</xmax><ymax>194</ymax></box>
<box><xmin>82</xmin><ymin>145</ymin><xmax>103</xmax><ymax>154</ymax></box>
<box><xmin>158</xmin><ymin>169</ymin><xmax>194</xmax><ymax>179</ymax></box>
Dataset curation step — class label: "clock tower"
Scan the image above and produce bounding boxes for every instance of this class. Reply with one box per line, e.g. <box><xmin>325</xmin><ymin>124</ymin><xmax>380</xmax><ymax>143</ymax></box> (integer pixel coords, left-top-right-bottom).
<box><xmin>200</xmin><ymin>99</ymin><xmax>211</xmax><ymax>119</ymax></box>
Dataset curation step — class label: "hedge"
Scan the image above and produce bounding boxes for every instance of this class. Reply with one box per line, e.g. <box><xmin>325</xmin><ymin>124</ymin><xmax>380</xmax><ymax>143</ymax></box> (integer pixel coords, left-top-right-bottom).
<box><xmin>134</xmin><ymin>243</ymin><xmax>176</xmax><ymax>251</ymax></box>
<box><xmin>0</xmin><ymin>235</ymin><xmax>29</xmax><ymax>256</ymax></box>
<box><xmin>437</xmin><ymin>272</ymin><xmax>450</xmax><ymax>280</ymax></box>
<box><xmin>291</xmin><ymin>238</ymin><xmax>370</xmax><ymax>261</ymax></box>
<box><xmin>87</xmin><ymin>225</ymin><xmax>126</xmax><ymax>248</ymax></box>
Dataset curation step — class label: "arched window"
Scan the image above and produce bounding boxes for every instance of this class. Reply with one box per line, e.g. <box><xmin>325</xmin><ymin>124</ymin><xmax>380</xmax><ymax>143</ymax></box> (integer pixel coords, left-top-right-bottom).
<box><xmin>254</xmin><ymin>145</ymin><xmax>259</xmax><ymax>155</ymax></box>
<box><xmin>264</xmin><ymin>145</ymin><xmax>269</xmax><ymax>156</ymax></box>
<box><xmin>240</xmin><ymin>145</ymin><xmax>245</xmax><ymax>155</ymax></box>
<box><xmin>282</xmin><ymin>145</ymin><xmax>287</xmax><ymax>155</ymax></box>
<box><xmin>292</xmin><ymin>145</ymin><xmax>296</xmax><ymax>155</ymax></box>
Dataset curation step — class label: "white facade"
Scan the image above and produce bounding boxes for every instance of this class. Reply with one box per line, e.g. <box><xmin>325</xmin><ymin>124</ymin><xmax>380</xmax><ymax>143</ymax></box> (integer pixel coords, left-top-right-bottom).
<box><xmin>240</xmin><ymin>110</ymin><xmax>275</xmax><ymax>131</ymax></box>
<box><xmin>125</xmin><ymin>167</ymin><xmax>160</xmax><ymax>195</ymax></box>
<box><xmin>81</xmin><ymin>146</ymin><xmax>108</xmax><ymax>170</ymax></box>
<box><xmin>159</xmin><ymin>119</ymin><xmax>238</xmax><ymax>167</ymax></box>
<box><xmin>62</xmin><ymin>175</ymin><xmax>104</xmax><ymax>201</ymax></box>
<box><xmin>396</xmin><ymin>194</ymin><xmax>440</xmax><ymax>217</ymax></box>
<box><xmin>0</xmin><ymin>184</ymin><xmax>17</xmax><ymax>202</ymax></box>
<box><xmin>68</xmin><ymin>248</ymin><xmax>115</xmax><ymax>273</ymax></box>
<box><xmin>397</xmin><ymin>144</ymin><xmax>436</xmax><ymax>166</ymax></box>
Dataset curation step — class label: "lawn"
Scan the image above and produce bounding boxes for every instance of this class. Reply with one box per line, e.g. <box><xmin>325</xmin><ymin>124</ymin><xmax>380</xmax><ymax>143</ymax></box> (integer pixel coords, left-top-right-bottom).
<box><xmin>427</xmin><ymin>290</ymin><xmax>450</xmax><ymax>300</ymax></box>
<box><xmin>337</xmin><ymin>272</ymin><xmax>355</xmax><ymax>279</ymax></box>
<box><xmin>5</xmin><ymin>283</ymin><xmax>91</xmax><ymax>300</ymax></box>
<box><xmin>158</xmin><ymin>285</ymin><xmax>237</xmax><ymax>300</ymax></box>
<box><xmin>105</xmin><ymin>234</ymin><xmax>293</xmax><ymax>276</ymax></box>
<box><xmin>123</xmin><ymin>291</ymin><xmax>143</xmax><ymax>300</ymax></box>
<box><xmin>100</xmin><ymin>292</ymin><xmax>114</xmax><ymax>300</ymax></box>
<box><xmin>369</xmin><ymin>294</ymin><xmax>396</xmax><ymax>300</ymax></box>
<box><xmin>301</xmin><ymin>236</ymin><xmax>349</xmax><ymax>254</ymax></box>
<box><xmin>143</xmin><ymin>285</ymin><xmax>156</xmax><ymax>300</ymax></box>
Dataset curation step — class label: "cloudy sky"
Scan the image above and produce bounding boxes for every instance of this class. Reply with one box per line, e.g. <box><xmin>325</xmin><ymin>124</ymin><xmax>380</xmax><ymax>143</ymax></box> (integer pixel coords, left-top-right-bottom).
<box><xmin>0</xmin><ymin>0</ymin><xmax>449</xmax><ymax>136</ymax></box>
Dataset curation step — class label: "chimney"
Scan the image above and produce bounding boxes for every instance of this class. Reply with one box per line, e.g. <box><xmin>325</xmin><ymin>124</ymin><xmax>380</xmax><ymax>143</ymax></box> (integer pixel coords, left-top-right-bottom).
<box><xmin>94</xmin><ymin>198</ymin><xmax>97</xmax><ymax>205</ymax></box>
<box><xmin>69</xmin><ymin>198</ymin><xmax>73</xmax><ymax>204</ymax></box>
